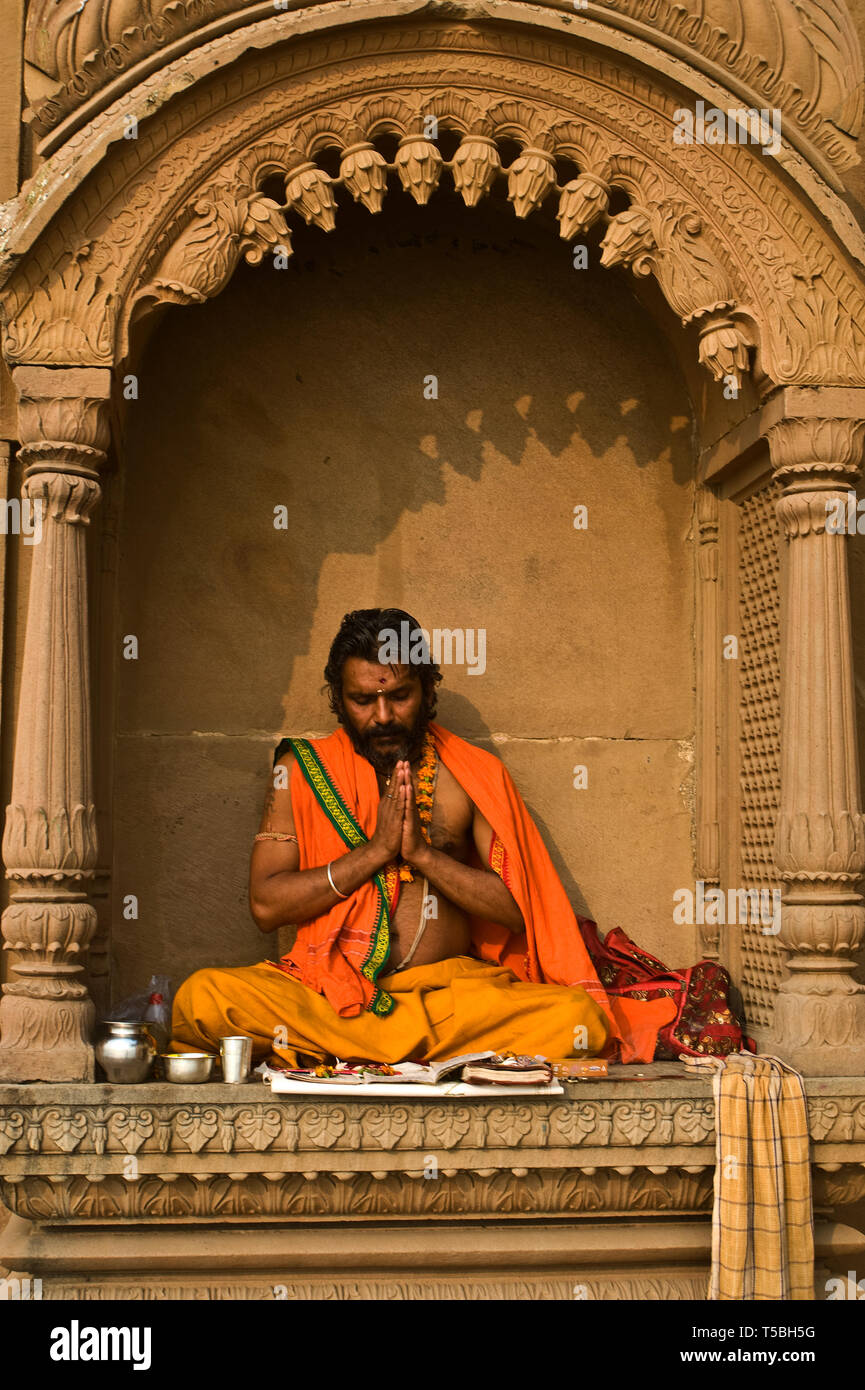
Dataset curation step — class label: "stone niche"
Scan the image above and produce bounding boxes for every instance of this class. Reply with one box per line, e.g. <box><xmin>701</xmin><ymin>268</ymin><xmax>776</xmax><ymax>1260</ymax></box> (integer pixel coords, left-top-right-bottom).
<box><xmin>109</xmin><ymin>183</ymin><xmax>696</xmax><ymax>1005</ymax></box>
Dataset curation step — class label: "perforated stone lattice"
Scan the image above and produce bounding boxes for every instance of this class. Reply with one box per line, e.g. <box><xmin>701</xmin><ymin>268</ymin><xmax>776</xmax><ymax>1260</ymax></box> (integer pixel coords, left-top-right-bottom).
<box><xmin>738</xmin><ymin>479</ymin><xmax>784</xmax><ymax>1029</ymax></box>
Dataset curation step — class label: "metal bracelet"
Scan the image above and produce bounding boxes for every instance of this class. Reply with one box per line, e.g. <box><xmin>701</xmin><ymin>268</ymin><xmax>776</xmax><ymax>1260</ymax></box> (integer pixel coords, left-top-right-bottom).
<box><xmin>326</xmin><ymin>859</ymin><xmax>349</xmax><ymax>899</ymax></box>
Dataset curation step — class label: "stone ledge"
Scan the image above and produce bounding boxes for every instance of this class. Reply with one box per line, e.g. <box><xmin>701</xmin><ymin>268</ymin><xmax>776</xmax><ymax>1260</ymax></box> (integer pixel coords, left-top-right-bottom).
<box><xmin>0</xmin><ymin>1072</ymin><xmax>863</xmax><ymax>1225</ymax></box>
<box><xmin>2</xmin><ymin>1073</ymin><xmax>864</xmax><ymax>1297</ymax></box>
<box><xmin>1</xmin><ymin>1072</ymin><xmax>863</xmax><ymax>1168</ymax></box>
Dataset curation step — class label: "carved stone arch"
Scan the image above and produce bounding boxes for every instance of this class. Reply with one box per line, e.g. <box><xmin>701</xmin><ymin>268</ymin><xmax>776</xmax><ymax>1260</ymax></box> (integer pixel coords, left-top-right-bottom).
<box><xmin>1</xmin><ymin>20</ymin><xmax>863</xmax><ymax>402</ymax></box>
<box><xmin>115</xmin><ymin>114</ymin><xmax>752</xmax><ymax>390</ymax></box>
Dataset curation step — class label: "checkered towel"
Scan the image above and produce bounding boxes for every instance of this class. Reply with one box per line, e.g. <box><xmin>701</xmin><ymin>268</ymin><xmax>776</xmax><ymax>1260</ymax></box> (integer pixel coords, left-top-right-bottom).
<box><xmin>682</xmin><ymin>1052</ymin><xmax>814</xmax><ymax>1300</ymax></box>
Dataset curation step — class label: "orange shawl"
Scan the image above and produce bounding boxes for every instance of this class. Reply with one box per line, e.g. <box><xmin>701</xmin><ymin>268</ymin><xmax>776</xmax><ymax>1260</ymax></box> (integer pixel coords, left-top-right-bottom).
<box><xmin>276</xmin><ymin>723</ymin><xmax>675</xmax><ymax>1063</ymax></box>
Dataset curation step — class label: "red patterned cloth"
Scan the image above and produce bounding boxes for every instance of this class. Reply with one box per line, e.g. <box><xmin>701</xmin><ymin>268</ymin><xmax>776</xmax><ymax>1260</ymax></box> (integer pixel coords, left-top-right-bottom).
<box><xmin>579</xmin><ymin>921</ymin><xmax>751</xmax><ymax>1059</ymax></box>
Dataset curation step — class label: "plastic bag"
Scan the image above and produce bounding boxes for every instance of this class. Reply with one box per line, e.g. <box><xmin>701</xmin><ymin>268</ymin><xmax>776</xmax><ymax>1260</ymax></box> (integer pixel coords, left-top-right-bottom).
<box><xmin>109</xmin><ymin>973</ymin><xmax>173</xmax><ymax>1052</ymax></box>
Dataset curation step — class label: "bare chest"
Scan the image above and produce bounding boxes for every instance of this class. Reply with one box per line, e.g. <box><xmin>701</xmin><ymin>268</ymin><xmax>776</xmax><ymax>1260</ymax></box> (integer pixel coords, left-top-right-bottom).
<box><xmin>422</xmin><ymin>762</ymin><xmax>473</xmax><ymax>857</ymax></box>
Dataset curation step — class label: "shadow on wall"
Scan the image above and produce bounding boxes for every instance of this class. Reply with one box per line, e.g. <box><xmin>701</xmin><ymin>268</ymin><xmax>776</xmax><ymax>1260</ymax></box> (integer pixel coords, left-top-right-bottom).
<box><xmin>121</xmin><ymin>182</ymin><xmax>692</xmax><ymax>737</ymax></box>
<box><xmin>439</xmin><ymin>688</ymin><xmax>590</xmax><ymax>914</ymax></box>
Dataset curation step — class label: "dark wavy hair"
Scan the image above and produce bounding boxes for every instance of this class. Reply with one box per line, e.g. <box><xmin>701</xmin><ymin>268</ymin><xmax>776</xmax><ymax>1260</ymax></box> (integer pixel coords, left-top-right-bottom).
<box><xmin>324</xmin><ymin>608</ymin><xmax>443</xmax><ymax>724</ymax></box>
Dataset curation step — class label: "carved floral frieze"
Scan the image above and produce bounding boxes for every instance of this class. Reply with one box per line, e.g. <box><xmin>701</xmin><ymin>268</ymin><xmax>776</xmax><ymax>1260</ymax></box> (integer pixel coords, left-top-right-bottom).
<box><xmin>0</xmin><ymin>1165</ymin><xmax>717</xmax><ymax>1222</ymax></box>
<box><xmin>0</xmin><ymin>1096</ymin><xmax>719</xmax><ymax>1156</ymax></box>
<box><xmin>1</xmin><ymin>1091</ymin><xmax>863</xmax><ymax>1157</ymax></box>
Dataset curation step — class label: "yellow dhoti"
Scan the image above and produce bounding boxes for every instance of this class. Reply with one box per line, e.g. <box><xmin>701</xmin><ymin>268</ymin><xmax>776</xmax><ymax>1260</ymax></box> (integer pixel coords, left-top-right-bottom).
<box><xmin>171</xmin><ymin>955</ymin><xmax>609</xmax><ymax>1068</ymax></box>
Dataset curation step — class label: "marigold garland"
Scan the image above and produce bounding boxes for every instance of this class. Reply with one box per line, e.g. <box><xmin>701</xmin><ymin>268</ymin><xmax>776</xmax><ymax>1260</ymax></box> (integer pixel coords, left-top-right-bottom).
<box><xmin>397</xmin><ymin>730</ymin><xmax>436</xmax><ymax>882</ymax></box>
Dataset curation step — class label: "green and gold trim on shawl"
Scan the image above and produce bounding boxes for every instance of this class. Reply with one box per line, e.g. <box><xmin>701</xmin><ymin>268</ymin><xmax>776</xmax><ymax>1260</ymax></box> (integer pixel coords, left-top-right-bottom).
<box><xmin>289</xmin><ymin>737</ymin><xmax>395</xmax><ymax>1016</ymax></box>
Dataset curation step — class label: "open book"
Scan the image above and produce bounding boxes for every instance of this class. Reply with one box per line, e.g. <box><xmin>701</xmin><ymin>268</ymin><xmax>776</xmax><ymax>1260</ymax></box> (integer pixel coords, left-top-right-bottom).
<box><xmin>271</xmin><ymin>1052</ymin><xmax>499</xmax><ymax>1087</ymax></box>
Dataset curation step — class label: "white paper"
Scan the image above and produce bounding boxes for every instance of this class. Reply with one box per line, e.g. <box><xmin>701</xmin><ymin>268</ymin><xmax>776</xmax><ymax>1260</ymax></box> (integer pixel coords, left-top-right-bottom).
<box><xmin>264</xmin><ymin>1072</ymin><xmax>563</xmax><ymax>1098</ymax></box>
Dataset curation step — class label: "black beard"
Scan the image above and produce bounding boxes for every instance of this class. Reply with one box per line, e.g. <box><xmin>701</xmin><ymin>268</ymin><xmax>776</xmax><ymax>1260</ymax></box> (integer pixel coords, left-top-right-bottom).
<box><xmin>344</xmin><ymin>709</ymin><xmax>429</xmax><ymax>776</ymax></box>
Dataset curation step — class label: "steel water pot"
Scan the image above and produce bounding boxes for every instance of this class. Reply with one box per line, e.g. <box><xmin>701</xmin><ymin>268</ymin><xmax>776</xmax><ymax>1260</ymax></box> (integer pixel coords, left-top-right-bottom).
<box><xmin>95</xmin><ymin>1020</ymin><xmax>157</xmax><ymax>1082</ymax></box>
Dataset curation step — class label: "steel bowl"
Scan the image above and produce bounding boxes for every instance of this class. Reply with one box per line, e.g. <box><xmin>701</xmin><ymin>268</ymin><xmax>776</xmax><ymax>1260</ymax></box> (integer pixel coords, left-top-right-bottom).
<box><xmin>161</xmin><ymin>1052</ymin><xmax>214</xmax><ymax>1083</ymax></box>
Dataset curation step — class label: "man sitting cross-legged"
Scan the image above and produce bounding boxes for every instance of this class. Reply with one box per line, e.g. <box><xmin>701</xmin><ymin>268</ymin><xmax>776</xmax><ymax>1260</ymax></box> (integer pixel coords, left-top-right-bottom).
<box><xmin>171</xmin><ymin>608</ymin><xmax>676</xmax><ymax>1068</ymax></box>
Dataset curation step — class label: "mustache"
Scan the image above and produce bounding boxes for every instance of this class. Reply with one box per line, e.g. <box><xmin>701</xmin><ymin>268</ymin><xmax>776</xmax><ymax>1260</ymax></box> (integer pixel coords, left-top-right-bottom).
<box><xmin>344</xmin><ymin>708</ymin><xmax>429</xmax><ymax>772</ymax></box>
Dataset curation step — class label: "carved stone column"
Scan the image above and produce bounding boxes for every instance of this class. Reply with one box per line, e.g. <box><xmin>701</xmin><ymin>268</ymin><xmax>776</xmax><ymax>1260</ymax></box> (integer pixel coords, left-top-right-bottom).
<box><xmin>765</xmin><ymin>415</ymin><xmax>865</xmax><ymax>1075</ymax></box>
<box><xmin>0</xmin><ymin>366</ymin><xmax>111</xmax><ymax>1081</ymax></box>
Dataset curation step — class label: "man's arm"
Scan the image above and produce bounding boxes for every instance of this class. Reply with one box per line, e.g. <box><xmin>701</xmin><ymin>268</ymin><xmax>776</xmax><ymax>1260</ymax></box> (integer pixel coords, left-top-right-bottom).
<box><xmin>249</xmin><ymin>752</ymin><xmax>405</xmax><ymax>933</ymax></box>
<box><xmin>398</xmin><ymin>764</ymin><xmax>524</xmax><ymax>933</ymax></box>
